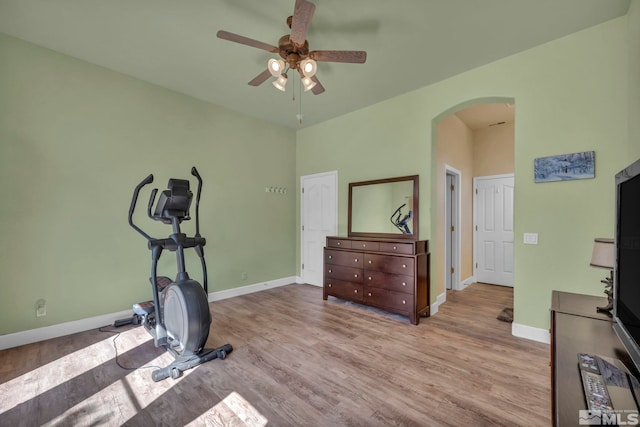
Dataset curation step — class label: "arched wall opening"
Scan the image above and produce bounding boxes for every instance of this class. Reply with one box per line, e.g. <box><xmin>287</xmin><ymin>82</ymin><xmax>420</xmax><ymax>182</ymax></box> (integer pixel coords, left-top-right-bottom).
<box><xmin>429</xmin><ymin>96</ymin><xmax>515</xmax><ymax>308</ymax></box>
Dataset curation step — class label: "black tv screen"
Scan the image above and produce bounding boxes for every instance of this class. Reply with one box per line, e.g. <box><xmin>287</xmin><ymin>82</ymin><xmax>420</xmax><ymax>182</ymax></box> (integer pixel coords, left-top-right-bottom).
<box><xmin>613</xmin><ymin>158</ymin><xmax>640</xmax><ymax>371</ymax></box>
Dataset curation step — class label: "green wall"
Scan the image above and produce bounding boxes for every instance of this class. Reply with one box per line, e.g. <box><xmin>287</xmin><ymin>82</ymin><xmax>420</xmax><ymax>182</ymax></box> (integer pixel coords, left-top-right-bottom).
<box><xmin>0</xmin><ymin>33</ymin><xmax>296</xmax><ymax>335</ymax></box>
<box><xmin>296</xmin><ymin>15</ymin><xmax>634</xmax><ymax>331</ymax></box>
<box><xmin>630</xmin><ymin>0</ymin><xmax>640</xmax><ymax>159</ymax></box>
<box><xmin>2</xmin><ymin>2</ymin><xmax>638</xmax><ymax>339</ymax></box>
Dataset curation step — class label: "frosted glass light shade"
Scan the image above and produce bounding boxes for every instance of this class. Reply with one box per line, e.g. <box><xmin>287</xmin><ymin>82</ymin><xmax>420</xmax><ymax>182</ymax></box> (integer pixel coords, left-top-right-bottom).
<box><xmin>268</xmin><ymin>58</ymin><xmax>285</xmax><ymax>77</ymax></box>
<box><xmin>272</xmin><ymin>74</ymin><xmax>288</xmax><ymax>91</ymax></box>
<box><xmin>301</xmin><ymin>76</ymin><xmax>316</xmax><ymax>91</ymax></box>
<box><xmin>299</xmin><ymin>58</ymin><xmax>317</xmax><ymax>77</ymax></box>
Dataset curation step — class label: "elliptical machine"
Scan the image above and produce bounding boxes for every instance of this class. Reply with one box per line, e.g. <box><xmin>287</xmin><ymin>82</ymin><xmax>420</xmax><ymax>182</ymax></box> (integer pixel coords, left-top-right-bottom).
<box><xmin>122</xmin><ymin>167</ymin><xmax>232</xmax><ymax>381</ymax></box>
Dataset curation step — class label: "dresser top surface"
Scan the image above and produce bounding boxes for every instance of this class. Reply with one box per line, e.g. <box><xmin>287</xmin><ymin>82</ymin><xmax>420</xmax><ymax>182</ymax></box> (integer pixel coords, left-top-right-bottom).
<box><xmin>327</xmin><ymin>236</ymin><xmax>427</xmax><ymax>244</ymax></box>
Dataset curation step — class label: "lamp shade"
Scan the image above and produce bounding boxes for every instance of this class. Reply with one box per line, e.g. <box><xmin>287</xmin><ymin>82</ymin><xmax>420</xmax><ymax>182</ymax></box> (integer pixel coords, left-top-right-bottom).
<box><xmin>301</xmin><ymin>76</ymin><xmax>317</xmax><ymax>91</ymax></box>
<box><xmin>590</xmin><ymin>238</ymin><xmax>614</xmax><ymax>269</ymax></box>
<box><xmin>299</xmin><ymin>58</ymin><xmax>317</xmax><ymax>77</ymax></box>
<box><xmin>268</xmin><ymin>58</ymin><xmax>285</xmax><ymax>77</ymax></box>
<box><xmin>272</xmin><ymin>74</ymin><xmax>288</xmax><ymax>91</ymax></box>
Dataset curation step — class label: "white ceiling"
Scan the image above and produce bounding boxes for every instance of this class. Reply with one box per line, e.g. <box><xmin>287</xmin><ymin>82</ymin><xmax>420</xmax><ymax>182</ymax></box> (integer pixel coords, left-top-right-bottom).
<box><xmin>0</xmin><ymin>0</ymin><xmax>630</xmax><ymax>129</ymax></box>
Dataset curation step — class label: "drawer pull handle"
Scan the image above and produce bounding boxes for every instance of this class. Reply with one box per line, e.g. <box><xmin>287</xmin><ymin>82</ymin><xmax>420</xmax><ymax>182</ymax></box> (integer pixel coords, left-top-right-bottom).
<box><xmin>402</xmin><ymin>264</ymin><xmax>407</xmax><ymax>268</ymax></box>
<box><xmin>402</xmin><ymin>300</ymin><xmax>406</xmax><ymax>305</ymax></box>
<box><xmin>354</xmin><ymin>258</ymin><xmax>358</xmax><ymax>262</ymax></box>
<box><xmin>368</xmin><ymin>260</ymin><xmax>372</xmax><ymax>264</ymax></box>
<box><xmin>402</xmin><ymin>282</ymin><xmax>406</xmax><ymax>286</ymax></box>
<box><xmin>368</xmin><ymin>276</ymin><xmax>372</xmax><ymax>281</ymax></box>
<box><xmin>337</xmin><ymin>242</ymin><xmax>341</xmax><ymax>245</ymax></box>
<box><xmin>393</xmin><ymin>246</ymin><xmax>397</xmax><ymax>250</ymax></box>
<box><xmin>328</xmin><ymin>269</ymin><xmax>332</xmax><ymax>273</ymax></box>
<box><xmin>354</xmin><ymin>274</ymin><xmax>358</xmax><ymax>278</ymax></box>
<box><xmin>368</xmin><ymin>292</ymin><xmax>372</xmax><ymax>297</ymax></box>
<box><xmin>354</xmin><ymin>289</ymin><xmax>358</xmax><ymax>294</ymax></box>
<box><xmin>362</xmin><ymin>244</ymin><xmax>366</xmax><ymax>247</ymax></box>
<box><xmin>328</xmin><ymin>283</ymin><xmax>332</xmax><ymax>287</ymax></box>
<box><xmin>328</xmin><ymin>255</ymin><xmax>332</xmax><ymax>259</ymax></box>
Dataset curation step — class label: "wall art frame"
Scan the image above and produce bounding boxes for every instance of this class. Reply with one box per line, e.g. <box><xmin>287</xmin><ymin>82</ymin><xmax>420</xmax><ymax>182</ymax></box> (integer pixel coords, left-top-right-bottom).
<box><xmin>534</xmin><ymin>151</ymin><xmax>595</xmax><ymax>183</ymax></box>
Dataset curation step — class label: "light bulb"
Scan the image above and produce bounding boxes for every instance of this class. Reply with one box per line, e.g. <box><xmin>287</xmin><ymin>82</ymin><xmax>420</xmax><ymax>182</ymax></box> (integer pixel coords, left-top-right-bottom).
<box><xmin>268</xmin><ymin>58</ymin><xmax>285</xmax><ymax>77</ymax></box>
<box><xmin>299</xmin><ymin>58</ymin><xmax>317</xmax><ymax>77</ymax></box>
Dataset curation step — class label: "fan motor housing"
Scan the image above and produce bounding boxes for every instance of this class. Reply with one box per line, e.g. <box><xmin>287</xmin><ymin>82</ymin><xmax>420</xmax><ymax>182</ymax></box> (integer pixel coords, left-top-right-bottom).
<box><xmin>278</xmin><ymin>34</ymin><xmax>309</xmax><ymax>66</ymax></box>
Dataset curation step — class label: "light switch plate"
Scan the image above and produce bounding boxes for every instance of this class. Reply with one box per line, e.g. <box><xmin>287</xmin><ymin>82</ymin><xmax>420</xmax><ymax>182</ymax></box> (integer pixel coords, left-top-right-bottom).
<box><xmin>524</xmin><ymin>233</ymin><xmax>538</xmax><ymax>245</ymax></box>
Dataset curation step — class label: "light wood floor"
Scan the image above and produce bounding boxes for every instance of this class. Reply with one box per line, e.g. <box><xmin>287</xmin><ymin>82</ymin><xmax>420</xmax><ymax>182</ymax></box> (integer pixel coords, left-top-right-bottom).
<box><xmin>0</xmin><ymin>283</ymin><xmax>550</xmax><ymax>426</ymax></box>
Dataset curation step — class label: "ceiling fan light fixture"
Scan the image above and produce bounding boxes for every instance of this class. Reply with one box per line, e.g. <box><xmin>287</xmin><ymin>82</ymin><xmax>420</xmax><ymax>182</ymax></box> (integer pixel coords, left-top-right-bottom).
<box><xmin>301</xmin><ymin>76</ymin><xmax>317</xmax><ymax>92</ymax></box>
<box><xmin>272</xmin><ymin>73</ymin><xmax>288</xmax><ymax>91</ymax></box>
<box><xmin>268</xmin><ymin>58</ymin><xmax>286</xmax><ymax>77</ymax></box>
<box><xmin>299</xmin><ymin>58</ymin><xmax>317</xmax><ymax>77</ymax></box>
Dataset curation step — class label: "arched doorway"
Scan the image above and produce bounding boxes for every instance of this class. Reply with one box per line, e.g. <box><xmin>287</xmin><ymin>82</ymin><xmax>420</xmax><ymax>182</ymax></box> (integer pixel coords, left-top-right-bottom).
<box><xmin>431</xmin><ymin>97</ymin><xmax>515</xmax><ymax>307</ymax></box>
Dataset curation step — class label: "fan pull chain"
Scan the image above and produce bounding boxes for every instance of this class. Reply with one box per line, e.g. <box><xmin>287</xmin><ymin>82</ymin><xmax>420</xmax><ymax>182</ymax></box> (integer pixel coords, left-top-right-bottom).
<box><xmin>298</xmin><ymin>77</ymin><xmax>303</xmax><ymax>124</ymax></box>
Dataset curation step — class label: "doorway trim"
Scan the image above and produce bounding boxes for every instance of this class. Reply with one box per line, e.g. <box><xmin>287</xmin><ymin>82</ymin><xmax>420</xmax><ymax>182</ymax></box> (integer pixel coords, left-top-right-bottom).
<box><xmin>444</xmin><ymin>165</ymin><xmax>463</xmax><ymax>291</ymax></box>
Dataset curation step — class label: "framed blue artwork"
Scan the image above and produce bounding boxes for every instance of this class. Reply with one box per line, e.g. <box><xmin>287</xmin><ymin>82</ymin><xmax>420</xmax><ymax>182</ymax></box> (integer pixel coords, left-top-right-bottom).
<box><xmin>534</xmin><ymin>151</ymin><xmax>595</xmax><ymax>183</ymax></box>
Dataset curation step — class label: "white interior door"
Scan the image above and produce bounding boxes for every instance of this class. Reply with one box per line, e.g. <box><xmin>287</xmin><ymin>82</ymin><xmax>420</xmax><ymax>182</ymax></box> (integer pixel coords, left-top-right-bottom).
<box><xmin>301</xmin><ymin>171</ymin><xmax>337</xmax><ymax>286</ymax></box>
<box><xmin>474</xmin><ymin>175</ymin><xmax>514</xmax><ymax>287</ymax></box>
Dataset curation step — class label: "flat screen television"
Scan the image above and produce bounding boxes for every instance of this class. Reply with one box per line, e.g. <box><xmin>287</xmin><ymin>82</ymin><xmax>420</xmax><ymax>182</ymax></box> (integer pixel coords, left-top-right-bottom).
<box><xmin>613</xmin><ymin>158</ymin><xmax>640</xmax><ymax>371</ymax></box>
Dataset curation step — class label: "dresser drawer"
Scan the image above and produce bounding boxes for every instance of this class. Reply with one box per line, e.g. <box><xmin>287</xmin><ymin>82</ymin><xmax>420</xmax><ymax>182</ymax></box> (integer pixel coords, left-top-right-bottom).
<box><xmin>364</xmin><ymin>271</ymin><xmax>413</xmax><ymax>294</ymax></box>
<box><xmin>325</xmin><ymin>264</ymin><xmax>364</xmax><ymax>283</ymax></box>
<box><xmin>325</xmin><ymin>249</ymin><xmax>364</xmax><ymax>268</ymax></box>
<box><xmin>363</xmin><ymin>288</ymin><xmax>413</xmax><ymax>312</ymax></box>
<box><xmin>364</xmin><ymin>254</ymin><xmax>414</xmax><ymax>275</ymax></box>
<box><xmin>324</xmin><ymin>278</ymin><xmax>363</xmax><ymax>302</ymax></box>
<box><xmin>326</xmin><ymin>238</ymin><xmax>352</xmax><ymax>249</ymax></box>
<box><xmin>379</xmin><ymin>242</ymin><xmax>415</xmax><ymax>255</ymax></box>
<box><xmin>351</xmin><ymin>240</ymin><xmax>380</xmax><ymax>251</ymax></box>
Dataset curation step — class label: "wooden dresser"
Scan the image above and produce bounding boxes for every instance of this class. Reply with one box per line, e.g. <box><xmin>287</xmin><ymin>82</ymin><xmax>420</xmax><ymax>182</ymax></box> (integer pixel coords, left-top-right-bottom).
<box><xmin>323</xmin><ymin>236</ymin><xmax>430</xmax><ymax>324</ymax></box>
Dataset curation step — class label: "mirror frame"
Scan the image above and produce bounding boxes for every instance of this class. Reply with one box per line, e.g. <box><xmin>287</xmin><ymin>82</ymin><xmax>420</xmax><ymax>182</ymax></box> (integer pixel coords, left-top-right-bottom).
<box><xmin>348</xmin><ymin>175</ymin><xmax>419</xmax><ymax>240</ymax></box>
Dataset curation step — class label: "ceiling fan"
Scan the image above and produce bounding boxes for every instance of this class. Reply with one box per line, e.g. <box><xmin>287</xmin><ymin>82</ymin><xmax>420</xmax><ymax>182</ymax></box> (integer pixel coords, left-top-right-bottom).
<box><xmin>216</xmin><ymin>0</ymin><xmax>367</xmax><ymax>95</ymax></box>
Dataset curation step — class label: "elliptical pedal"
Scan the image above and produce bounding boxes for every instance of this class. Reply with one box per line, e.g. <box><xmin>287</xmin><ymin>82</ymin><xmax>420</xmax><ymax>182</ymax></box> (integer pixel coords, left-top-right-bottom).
<box><xmin>133</xmin><ymin>300</ymin><xmax>154</xmax><ymax>316</ymax></box>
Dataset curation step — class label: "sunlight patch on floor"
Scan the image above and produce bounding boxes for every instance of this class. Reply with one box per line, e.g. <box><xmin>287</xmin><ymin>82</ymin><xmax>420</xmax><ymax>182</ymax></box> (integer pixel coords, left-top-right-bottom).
<box><xmin>0</xmin><ymin>335</ymin><xmax>127</xmax><ymax>413</ymax></box>
<box><xmin>188</xmin><ymin>391</ymin><xmax>268</xmax><ymax>427</ymax></box>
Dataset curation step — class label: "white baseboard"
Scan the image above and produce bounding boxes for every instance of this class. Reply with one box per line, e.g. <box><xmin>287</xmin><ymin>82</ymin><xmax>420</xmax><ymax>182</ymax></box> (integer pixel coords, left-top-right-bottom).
<box><xmin>296</xmin><ymin>276</ymin><xmax>322</xmax><ymax>287</ymax></box>
<box><xmin>430</xmin><ymin>291</ymin><xmax>447</xmax><ymax>315</ymax></box>
<box><xmin>452</xmin><ymin>276</ymin><xmax>474</xmax><ymax>291</ymax></box>
<box><xmin>0</xmin><ymin>308</ymin><xmax>134</xmax><ymax>351</ymax></box>
<box><xmin>461</xmin><ymin>276</ymin><xmax>474</xmax><ymax>288</ymax></box>
<box><xmin>0</xmin><ymin>276</ymin><xmax>296</xmax><ymax>351</ymax></box>
<box><xmin>512</xmin><ymin>322</ymin><xmax>550</xmax><ymax>344</ymax></box>
<box><xmin>207</xmin><ymin>276</ymin><xmax>296</xmax><ymax>302</ymax></box>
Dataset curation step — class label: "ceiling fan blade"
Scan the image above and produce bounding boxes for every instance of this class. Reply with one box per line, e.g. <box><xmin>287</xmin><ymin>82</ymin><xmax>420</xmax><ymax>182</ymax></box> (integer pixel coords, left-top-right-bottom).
<box><xmin>310</xmin><ymin>50</ymin><xmax>367</xmax><ymax>64</ymax></box>
<box><xmin>290</xmin><ymin>0</ymin><xmax>316</xmax><ymax>46</ymax></box>
<box><xmin>248</xmin><ymin>69</ymin><xmax>273</xmax><ymax>86</ymax></box>
<box><xmin>310</xmin><ymin>75</ymin><xmax>325</xmax><ymax>95</ymax></box>
<box><xmin>217</xmin><ymin>30</ymin><xmax>279</xmax><ymax>53</ymax></box>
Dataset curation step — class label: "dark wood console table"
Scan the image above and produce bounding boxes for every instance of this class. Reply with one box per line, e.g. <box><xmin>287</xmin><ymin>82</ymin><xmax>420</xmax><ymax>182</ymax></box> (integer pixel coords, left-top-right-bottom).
<box><xmin>551</xmin><ymin>290</ymin><xmax>635</xmax><ymax>426</ymax></box>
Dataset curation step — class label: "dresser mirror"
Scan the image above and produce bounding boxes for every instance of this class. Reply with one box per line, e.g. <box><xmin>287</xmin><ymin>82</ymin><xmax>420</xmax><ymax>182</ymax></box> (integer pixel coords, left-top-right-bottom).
<box><xmin>348</xmin><ymin>175</ymin><xmax>419</xmax><ymax>240</ymax></box>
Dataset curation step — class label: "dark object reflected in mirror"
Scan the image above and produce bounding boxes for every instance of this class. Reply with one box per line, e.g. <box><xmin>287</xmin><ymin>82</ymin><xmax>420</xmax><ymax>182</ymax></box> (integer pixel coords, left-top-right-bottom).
<box><xmin>348</xmin><ymin>175</ymin><xmax>419</xmax><ymax>240</ymax></box>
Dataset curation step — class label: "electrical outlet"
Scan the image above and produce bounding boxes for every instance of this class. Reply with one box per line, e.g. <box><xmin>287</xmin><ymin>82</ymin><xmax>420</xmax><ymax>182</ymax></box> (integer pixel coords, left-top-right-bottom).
<box><xmin>241</xmin><ymin>272</ymin><xmax>248</xmax><ymax>281</ymax></box>
<box><xmin>36</xmin><ymin>299</ymin><xmax>46</xmax><ymax>317</ymax></box>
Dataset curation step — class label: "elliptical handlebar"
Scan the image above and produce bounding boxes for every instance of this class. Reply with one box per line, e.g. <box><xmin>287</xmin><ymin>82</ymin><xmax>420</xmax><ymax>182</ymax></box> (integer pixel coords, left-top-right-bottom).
<box><xmin>191</xmin><ymin>167</ymin><xmax>203</xmax><ymax>237</ymax></box>
<box><xmin>128</xmin><ymin>174</ymin><xmax>154</xmax><ymax>241</ymax></box>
